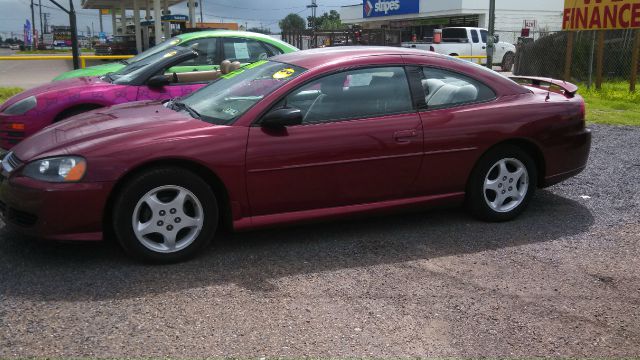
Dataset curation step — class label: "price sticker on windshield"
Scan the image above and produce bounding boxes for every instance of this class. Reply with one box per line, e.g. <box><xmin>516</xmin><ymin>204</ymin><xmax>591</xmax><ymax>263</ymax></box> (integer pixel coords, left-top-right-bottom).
<box><xmin>273</xmin><ymin>68</ymin><xmax>295</xmax><ymax>80</ymax></box>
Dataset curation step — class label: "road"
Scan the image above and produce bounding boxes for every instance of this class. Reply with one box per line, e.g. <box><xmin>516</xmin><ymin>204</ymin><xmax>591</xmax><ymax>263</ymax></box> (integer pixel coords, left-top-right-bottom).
<box><xmin>0</xmin><ymin>124</ymin><xmax>638</xmax><ymax>357</ymax></box>
<box><xmin>0</xmin><ymin>49</ymin><xmax>104</xmax><ymax>89</ymax></box>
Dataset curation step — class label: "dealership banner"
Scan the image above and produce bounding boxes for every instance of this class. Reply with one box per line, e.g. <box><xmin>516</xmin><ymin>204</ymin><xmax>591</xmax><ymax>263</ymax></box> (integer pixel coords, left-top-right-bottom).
<box><xmin>363</xmin><ymin>0</ymin><xmax>419</xmax><ymax>18</ymax></box>
<box><xmin>563</xmin><ymin>0</ymin><xmax>640</xmax><ymax>30</ymax></box>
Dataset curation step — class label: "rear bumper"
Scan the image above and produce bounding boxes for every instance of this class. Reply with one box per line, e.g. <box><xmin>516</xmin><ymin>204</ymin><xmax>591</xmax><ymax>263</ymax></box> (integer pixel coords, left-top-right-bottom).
<box><xmin>0</xmin><ymin>175</ymin><xmax>114</xmax><ymax>241</ymax></box>
<box><xmin>542</xmin><ymin>127</ymin><xmax>592</xmax><ymax>187</ymax></box>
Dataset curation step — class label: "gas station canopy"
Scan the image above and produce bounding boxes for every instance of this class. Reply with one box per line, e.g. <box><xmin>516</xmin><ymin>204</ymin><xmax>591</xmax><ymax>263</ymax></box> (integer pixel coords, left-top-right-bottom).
<box><xmin>81</xmin><ymin>0</ymin><xmax>185</xmax><ymax>10</ymax></box>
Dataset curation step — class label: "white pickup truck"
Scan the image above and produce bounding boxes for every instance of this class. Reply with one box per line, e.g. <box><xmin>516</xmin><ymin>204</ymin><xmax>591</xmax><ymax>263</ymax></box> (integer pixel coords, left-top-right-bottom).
<box><xmin>401</xmin><ymin>27</ymin><xmax>516</xmax><ymax>71</ymax></box>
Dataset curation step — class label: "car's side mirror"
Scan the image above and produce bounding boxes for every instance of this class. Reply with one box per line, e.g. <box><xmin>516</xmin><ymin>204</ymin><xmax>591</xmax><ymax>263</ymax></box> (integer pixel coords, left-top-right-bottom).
<box><xmin>260</xmin><ymin>108</ymin><xmax>303</xmax><ymax>128</ymax></box>
<box><xmin>147</xmin><ymin>74</ymin><xmax>170</xmax><ymax>88</ymax></box>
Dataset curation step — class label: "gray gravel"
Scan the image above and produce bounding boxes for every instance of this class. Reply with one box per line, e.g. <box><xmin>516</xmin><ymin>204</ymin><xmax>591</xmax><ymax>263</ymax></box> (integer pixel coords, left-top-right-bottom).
<box><xmin>0</xmin><ymin>124</ymin><xmax>639</xmax><ymax>358</ymax></box>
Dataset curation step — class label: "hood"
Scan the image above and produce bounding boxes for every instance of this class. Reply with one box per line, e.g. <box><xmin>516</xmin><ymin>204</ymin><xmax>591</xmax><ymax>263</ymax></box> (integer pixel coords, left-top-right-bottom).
<box><xmin>0</xmin><ymin>77</ymin><xmax>110</xmax><ymax>111</ymax></box>
<box><xmin>52</xmin><ymin>63</ymin><xmax>126</xmax><ymax>81</ymax></box>
<box><xmin>12</xmin><ymin>101</ymin><xmax>213</xmax><ymax>162</ymax></box>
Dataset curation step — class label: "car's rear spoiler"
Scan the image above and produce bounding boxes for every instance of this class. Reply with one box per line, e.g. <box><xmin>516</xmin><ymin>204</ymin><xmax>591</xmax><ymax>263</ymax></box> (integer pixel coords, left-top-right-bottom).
<box><xmin>509</xmin><ymin>76</ymin><xmax>579</xmax><ymax>98</ymax></box>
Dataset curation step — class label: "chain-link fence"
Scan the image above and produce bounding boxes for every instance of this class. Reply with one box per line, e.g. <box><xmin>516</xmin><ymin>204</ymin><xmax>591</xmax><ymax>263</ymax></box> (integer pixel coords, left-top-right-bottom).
<box><xmin>514</xmin><ymin>29</ymin><xmax>640</xmax><ymax>86</ymax></box>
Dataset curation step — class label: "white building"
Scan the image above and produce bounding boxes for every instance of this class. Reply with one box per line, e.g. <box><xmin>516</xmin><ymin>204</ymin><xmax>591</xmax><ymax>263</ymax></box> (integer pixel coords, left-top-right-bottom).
<box><xmin>341</xmin><ymin>0</ymin><xmax>564</xmax><ymax>44</ymax></box>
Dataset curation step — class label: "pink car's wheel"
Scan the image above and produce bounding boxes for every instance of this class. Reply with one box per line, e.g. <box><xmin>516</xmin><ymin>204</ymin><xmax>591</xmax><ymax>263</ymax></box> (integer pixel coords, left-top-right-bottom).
<box><xmin>113</xmin><ymin>167</ymin><xmax>218</xmax><ymax>263</ymax></box>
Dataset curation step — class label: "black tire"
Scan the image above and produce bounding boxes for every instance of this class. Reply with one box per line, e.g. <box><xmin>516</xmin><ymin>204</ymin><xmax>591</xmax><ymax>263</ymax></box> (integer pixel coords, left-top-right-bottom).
<box><xmin>113</xmin><ymin>167</ymin><xmax>218</xmax><ymax>263</ymax></box>
<box><xmin>467</xmin><ymin>145</ymin><xmax>537</xmax><ymax>222</ymax></box>
<box><xmin>501</xmin><ymin>52</ymin><xmax>515</xmax><ymax>72</ymax></box>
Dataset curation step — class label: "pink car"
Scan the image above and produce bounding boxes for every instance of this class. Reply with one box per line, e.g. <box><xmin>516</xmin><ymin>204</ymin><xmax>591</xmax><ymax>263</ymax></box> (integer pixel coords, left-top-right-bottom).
<box><xmin>0</xmin><ymin>47</ymin><xmax>225</xmax><ymax>150</ymax></box>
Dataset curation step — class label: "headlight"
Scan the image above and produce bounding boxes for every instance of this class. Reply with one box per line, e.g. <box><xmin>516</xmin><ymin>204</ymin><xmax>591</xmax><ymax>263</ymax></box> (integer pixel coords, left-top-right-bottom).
<box><xmin>23</xmin><ymin>156</ymin><xmax>87</xmax><ymax>182</ymax></box>
<box><xmin>3</xmin><ymin>96</ymin><xmax>37</xmax><ymax>115</ymax></box>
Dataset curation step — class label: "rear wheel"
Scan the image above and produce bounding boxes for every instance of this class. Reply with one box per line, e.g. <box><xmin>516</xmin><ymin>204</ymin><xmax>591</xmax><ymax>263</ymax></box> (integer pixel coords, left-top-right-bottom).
<box><xmin>113</xmin><ymin>167</ymin><xmax>218</xmax><ymax>262</ymax></box>
<box><xmin>467</xmin><ymin>145</ymin><xmax>537</xmax><ymax>222</ymax></box>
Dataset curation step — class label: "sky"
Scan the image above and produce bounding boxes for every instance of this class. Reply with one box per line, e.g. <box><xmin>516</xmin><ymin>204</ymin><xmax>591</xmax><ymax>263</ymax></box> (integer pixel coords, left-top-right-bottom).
<box><xmin>0</xmin><ymin>0</ymin><xmax>359</xmax><ymax>39</ymax></box>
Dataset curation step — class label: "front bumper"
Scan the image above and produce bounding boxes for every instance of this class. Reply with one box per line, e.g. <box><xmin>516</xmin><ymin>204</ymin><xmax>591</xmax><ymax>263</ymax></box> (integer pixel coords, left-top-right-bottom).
<box><xmin>0</xmin><ymin>174</ymin><xmax>114</xmax><ymax>241</ymax></box>
<box><xmin>0</xmin><ymin>113</ymin><xmax>29</xmax><ymax>150</ymax></box>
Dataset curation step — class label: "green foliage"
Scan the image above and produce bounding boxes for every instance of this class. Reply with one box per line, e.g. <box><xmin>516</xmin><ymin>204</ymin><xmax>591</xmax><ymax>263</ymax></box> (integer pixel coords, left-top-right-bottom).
<box><xmin>307</xmin><ymin>10</ymin><xmax>344</xmax><ymax>30</ymax></box>
<box><xmin>0</xmin><ymin>87</ymin><xmax>23</xmax><ymax>103</ymax></box>
<box><xmin>580</xmin><ymin>81</ymin><xmax>640</xmax><ymax>126</ymax></box>
<box><xmin>279</xmin><ymin>13</ymin><xmax>306</xmax><ymax>33</ymax></box>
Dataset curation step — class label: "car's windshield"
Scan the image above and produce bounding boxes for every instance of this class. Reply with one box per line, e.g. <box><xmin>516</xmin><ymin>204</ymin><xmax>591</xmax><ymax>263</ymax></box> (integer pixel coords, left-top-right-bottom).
<box><xmin>107</xmin><ymin>47</ymin><xmax>186</xmax><ymax>84</ymax></box>
<box><xmin>176</xmin><ymin>60</ymin><xmax>306</xmax><ymax>125</ymax></box>
<box><xmin>125</xmin><ymin>36</ymin><xmax>184</xmax><ymax>64</ymax></box>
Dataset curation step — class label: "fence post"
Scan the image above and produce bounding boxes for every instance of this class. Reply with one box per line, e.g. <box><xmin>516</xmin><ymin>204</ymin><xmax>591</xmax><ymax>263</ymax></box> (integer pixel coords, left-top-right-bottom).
<box><xmin>630</xmin><ymin>29</ymin><xmax>640</xmax><ymax>93</ymax></box>
<box><xmin>564</xmin><ymin>31</ymin><xmax>574</xmax><ymax>81</ymax></box>
<box><xmin>595</xmin><ymin>30</ymin><xmax>605</xmax><ymax>90</ymax></box>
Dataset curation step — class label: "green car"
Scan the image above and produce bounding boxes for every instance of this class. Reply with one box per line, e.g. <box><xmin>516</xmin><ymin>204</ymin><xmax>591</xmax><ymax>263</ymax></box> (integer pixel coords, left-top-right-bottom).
<box><xmin>53</xmin><ymin>30</ymin><xmax>298</xmax><ymax>81</ymax></box>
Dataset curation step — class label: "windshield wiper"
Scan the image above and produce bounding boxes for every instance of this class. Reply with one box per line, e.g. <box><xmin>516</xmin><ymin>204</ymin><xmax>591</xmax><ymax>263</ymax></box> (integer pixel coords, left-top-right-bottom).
<box><xmin>171</xmin><ymin>100</ymin><xmax>202</xmax><ymax>119</ymax></box>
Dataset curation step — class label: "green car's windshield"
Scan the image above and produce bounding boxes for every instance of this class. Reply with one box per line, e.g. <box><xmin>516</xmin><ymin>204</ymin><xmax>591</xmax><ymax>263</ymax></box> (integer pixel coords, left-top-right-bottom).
<box><xmin>108</xmin><ymin>47</ymin><xmax>185</xmax><ymax>84</ymax></box>
<box><xmin>176</xmin><ymin>61</ymin><xmax>306</xmax><ymax>125</ymax></box>
<box><xmin>125</xmin><ymin>37</ymin><xmax>183</xmax><ymax>64</ymax></box>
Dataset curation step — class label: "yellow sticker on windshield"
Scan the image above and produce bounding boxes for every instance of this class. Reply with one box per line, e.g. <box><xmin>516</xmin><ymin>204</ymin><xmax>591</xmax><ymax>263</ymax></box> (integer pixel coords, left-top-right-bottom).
<box><xmin>163</xmin><ymin>50</ymin><xmax>177</xmax><ymax>58</ymax></box>
<box><xmin>273</xmin><ymin>68</ymin><xmax>295</xmax><ymax>79</ymax></box>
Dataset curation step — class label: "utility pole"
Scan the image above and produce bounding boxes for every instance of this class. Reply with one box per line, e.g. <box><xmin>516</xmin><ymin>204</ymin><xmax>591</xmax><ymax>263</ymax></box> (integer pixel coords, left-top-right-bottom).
<box><xmin>48</xmin><ymin>0</ymin><xmax>80</xmax><ymax>69</ymax></box>
<box><xmin>43</xmin><ymin>13</ymin><xmax>50</xmax><ymax>34</ymax></box>
<box><xmin>307</xmin><ymin>0</ymin><xmax>317</xmax><ymax>30</ymax></box>
<box><xmin>99</xmin><ymin>10</ymin><xmax>103</xmax><ymax>33</ymax></box>
<box><xmin>199</xmin><ymin>0</ymin><xmax>203</xmax><ymax>23</ymax></box>
<box><xmin>486</xmin><ymin>0</ymin><xmax>496</xmax><ymax>69</ymax></box>
<box><xmin>30</xmin><ymin>0</ymin><xmax>36</xmax><ymax>49</ymax></box>
<box><xmin>38</xmin><ymin>0</ymin><xmax>43</xmax><ymax>41</ymax></box>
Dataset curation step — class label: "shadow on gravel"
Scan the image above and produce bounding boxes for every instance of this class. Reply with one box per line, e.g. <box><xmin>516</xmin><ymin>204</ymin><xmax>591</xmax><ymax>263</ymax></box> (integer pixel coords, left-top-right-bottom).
<box><xmin>0</xmin><ymin>190</ymin><xmax>593</xmax><ymax>300</ymax></box>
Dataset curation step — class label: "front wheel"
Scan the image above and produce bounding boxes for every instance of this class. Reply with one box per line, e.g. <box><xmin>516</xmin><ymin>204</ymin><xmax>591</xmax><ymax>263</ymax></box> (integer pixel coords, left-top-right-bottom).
<box><xmin>113</xmin><ymin>167</ymin><xmax>218</xmax><ymax>263</ymax></box>
<box><xmin>467</xmin><ymin>145</ymin><xmax>537</xmax><ymax>222</ymax></box>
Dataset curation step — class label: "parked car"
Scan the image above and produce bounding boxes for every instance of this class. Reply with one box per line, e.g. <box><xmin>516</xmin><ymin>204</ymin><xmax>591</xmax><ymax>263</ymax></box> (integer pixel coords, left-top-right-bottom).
<box><xmin>0</xmin><ymin>47</ymin><xmax>241</xmax><ymax>149</ymax></box>
<box><xmin>9</xmin><ymin>44</ymin><xmax>20</xmax><ymax>50</ymax></box>
<box><xmin>53</xmin><ymin>30</ymin><xmax>298</xmax><ymax>81</ymax></box>
<box><xmin>0</xmin><ymin>47</ymin><xmax>591</xmax><ymax>263</ymax></box>
<box><xmin>402</xmin><ymin>27</ymin><xmax>516</xmax><ymax>71</ymax></box>
<box><xmin>94</xmin><ymin>34</ymin><xmax>137</xmax><ymax>56</ymax></box>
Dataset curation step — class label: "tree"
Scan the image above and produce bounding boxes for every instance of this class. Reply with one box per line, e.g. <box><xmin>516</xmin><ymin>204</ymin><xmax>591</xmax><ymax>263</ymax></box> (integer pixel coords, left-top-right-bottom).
<box><xmin>307</xmin><ymin>10</ymin><xmax>344</xmax><ymax>30</ymax></box>
<box><xmin>247</xmin><ymin>27</ymin><xmax>271</xmax><ymax>35</ymax></box>
<box><xmin>279</xmin><ymin>13</ymin><xmax>306</xmax><ymax>33</ymax></box>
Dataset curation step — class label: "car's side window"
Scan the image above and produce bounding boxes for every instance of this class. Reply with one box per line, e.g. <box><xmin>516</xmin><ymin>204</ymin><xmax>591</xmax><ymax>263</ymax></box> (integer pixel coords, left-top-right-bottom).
<box><xmin>480</xmin><ymin>30</ymin><xmax>488</xmax><ymax>44</ymax></box>
<box><xmin>261</xmin><ymin>42</ymin><xmax>284</xmax><ymax>56</ymax></box>
<box><xmin>223</xmin><ymin>38</ymin><xmax>270</xmax><ymax>63</ymax></box>
<box><xmin>420</xmin><ymin>67</ymin><xmax>495</xmax><ymax>109</ymax></box>
<box><xmin>277</xmin><ymin>67</ymin><xmax>414</xmax><ymax>125</ymax></box>
<box><xmin>471</xmin><ymin>30</ymin><xmax>480</xmax><ymax>43</ymax></box>
<box><xmin>181</xmin><ymin>38</ymin><xmax>220</xmax><ymax>66</ymax></box>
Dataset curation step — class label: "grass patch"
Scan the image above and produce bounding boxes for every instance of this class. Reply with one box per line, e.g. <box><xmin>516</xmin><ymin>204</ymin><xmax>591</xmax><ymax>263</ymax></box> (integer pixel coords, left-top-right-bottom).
<box><xmin>0</xmin><ymin>87</ymin><xmax>23</xmax><ymax>103</ymax></box>
<box><xmin>580</xmin><ymin>81</ymin><xmax>640</xmax><ymax>126</ymax></box>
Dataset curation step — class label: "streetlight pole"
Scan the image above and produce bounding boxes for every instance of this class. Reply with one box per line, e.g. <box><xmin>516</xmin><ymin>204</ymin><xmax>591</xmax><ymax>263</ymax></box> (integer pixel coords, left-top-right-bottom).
<box><xmin>30</xmin><ymin>0</ymin><xmax>36</xmax><ymax>49</ymax></box>
<box><xmin>486</xmin><ymin>0</ymin><xmax>496</xmax><ymax>69</ymax></box>
<box><xmin>48</xmin><ymin>0</ymin><xmax>80</xmax><ymax>69</ymax></box>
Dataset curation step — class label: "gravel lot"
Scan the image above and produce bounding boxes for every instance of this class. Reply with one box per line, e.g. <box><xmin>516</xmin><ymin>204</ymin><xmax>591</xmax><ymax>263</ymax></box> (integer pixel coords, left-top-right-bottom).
<box><xmin>0</xmin><ymin>124</ymin><xmax>638</xmax><ymax>358</ymax></box>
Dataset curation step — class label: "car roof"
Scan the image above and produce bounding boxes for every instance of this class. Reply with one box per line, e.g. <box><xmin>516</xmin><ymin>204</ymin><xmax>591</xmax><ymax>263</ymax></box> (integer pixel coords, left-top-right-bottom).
<box><xmin>271</xmin><ymin>46</ymin><xmax>446</xmax><ymax>69</ymax></box>
<box><xmin>176</xmin><ymin>31</ymin><xmax>298</xmax><ymax>51</ymax></box>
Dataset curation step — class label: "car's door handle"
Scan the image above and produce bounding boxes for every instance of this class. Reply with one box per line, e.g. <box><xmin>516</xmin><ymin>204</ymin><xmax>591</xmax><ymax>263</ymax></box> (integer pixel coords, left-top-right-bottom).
<box><xmin>394</xmin><ymin>129</ymin><xmax>418</xmax><ymax>143</ymax></box>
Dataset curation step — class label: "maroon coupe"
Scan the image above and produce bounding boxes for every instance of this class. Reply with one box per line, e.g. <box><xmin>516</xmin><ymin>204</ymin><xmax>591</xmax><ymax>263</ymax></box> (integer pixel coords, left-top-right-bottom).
<box><xmin>0</xmin><ymin>47</ymin><xmax>591</xmax><ymax>262</ymax></box>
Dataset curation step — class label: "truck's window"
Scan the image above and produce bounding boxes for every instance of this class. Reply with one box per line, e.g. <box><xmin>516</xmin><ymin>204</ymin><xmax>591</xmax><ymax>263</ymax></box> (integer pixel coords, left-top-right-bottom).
<box><xmin>442</xmin><ymin>28</ymin><xmax>469</xmax><ymax>43</ymax></box>
<box><xmin>420</xmin><ymin>67</ymin><xmax>495</xmax><ymax>109</ymax></box>
<box><xmin>471</xmin><ymin>30</ymin><xmax>480</xmax><ymax>43</ymax></box>
<box><xmin>480</xmin><ymin>30</ymin><xmax>488</xmax><ymax>44</ymax></box>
